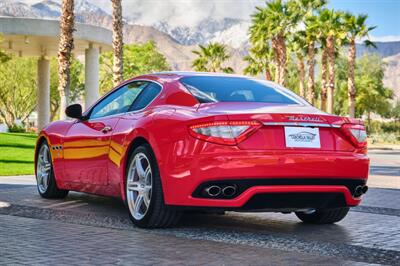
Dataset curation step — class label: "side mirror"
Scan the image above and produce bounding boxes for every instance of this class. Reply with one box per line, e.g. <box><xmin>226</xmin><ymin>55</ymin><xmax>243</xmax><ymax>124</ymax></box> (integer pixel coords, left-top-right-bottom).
<box><xmin>65</xmin><ymin>104</ymin><xmax>83</xmax><ymax>120</ymax></box>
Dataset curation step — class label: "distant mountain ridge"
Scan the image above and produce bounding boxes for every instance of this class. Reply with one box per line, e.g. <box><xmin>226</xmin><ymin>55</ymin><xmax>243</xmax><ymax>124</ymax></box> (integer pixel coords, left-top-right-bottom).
<box><xmin>357</xmin><ymin>41</ymin><xmax>400</xmax><ymax>58</ymax></box>
<box><xmin>0</xmin><ymin>0</ymin><xmax>398</xmax><ymax>98</ymax></box>
<box><xmin>152</xmin><ymin>18</ymin><xmax>244</xmax><ymax>46</ymax></box>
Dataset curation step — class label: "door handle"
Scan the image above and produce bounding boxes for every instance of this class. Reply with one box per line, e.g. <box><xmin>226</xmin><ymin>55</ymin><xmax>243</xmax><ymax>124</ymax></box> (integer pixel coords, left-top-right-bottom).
<box><xmin>101</xmin><ymin>126</ymin><xmax>112</xmax><ymax>133</ymax></box>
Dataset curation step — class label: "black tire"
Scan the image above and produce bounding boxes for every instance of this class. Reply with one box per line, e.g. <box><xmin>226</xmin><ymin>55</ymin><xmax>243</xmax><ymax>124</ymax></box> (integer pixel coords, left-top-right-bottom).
<box><xmin>125</xmin><ymin>144</ymin><xmax>181</xmax><ymax>228</ymax></box>
<box><xmin>36</xmin><ymin>141</ymin><xmax>69</xmax><ymax>199</ymax></box>
<box><xmin>295</xmin><ymin>207</ymin><xmax>349</xmax><ymax>224</ymax></box>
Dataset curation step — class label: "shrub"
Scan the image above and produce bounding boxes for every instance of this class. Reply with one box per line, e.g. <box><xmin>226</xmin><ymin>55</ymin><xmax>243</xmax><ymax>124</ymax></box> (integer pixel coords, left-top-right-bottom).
<box><xmin>8</xmin><ymin>124</ymin><xmax>26</xmax><ymax>133</ymax></box>
<box><xmin>365</xmin><ymin>121</ymin><xmax>400</xmax><ymax>134</ymax></box>
<box><xmin>369</xmin><ymin>132</ymin><xmax>400</xmax><ymax>144</ymax></box>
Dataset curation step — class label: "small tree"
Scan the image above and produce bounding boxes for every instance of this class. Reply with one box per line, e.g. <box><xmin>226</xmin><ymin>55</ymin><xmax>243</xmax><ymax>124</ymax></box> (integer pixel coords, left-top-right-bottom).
<box><xmin>317</xmin><ymin>9</ymin><xmax>347</xmax><ymax>114</ymax></box>
<box><xmin>390</xmin><ymin>101</ymin><xmax>400</xmax><ymax>122</ymax></box>
<box><xmin>249</xmin><ymin>0</ymin><xmax>300</xmax><ymax>86</ymax></box>
<box><xmin>0</xmin><ymin>57</ymin><xmax>37</xmax><ymax>127</ymax></box>
<box><xmin>192</xmin><ymin>43</ymin><xmax>233</xmax><ymax>73</ymax></box>
<box><xmin>344</xmin><ymin>13</ymin><xmax>376</xmax><ymax>118</ymax></box>
<box><xmin>50</xmin><ymin>58</ymin><xmax>84</xmax><ymax>120</ymax></box>
<box><xmin>335</xmin><ymin>54</ymin><xmax>392</xmax><ymax>122</ymax></box>
<box><xmin>243</xmin><ymin>43</ymin><xmax>274</xmax><ymax>80</ymax></box>
<box><xmin>100</xmin><ymin>41</ymin><xmax>170</xmax><ymax>93</ymax></box>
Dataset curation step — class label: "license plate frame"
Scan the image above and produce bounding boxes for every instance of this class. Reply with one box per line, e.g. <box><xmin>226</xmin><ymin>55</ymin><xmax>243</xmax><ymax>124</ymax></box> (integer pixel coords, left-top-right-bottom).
<box><xmin>284</xmin><ymin>126</ymin><xmax>321</xmax><ymax>148</ymax></box>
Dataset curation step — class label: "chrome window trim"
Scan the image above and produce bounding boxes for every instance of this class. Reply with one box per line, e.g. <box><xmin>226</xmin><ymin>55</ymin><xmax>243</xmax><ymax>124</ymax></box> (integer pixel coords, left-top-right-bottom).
<box><xmin>85</xmin><ymin>79</ymin><xmax>163</xmax><ymax>121</ymax></box>
<box><xmin>263</xmin><ymin>122</ymin><xmax>341</xmax><ymax>128</ymax></box>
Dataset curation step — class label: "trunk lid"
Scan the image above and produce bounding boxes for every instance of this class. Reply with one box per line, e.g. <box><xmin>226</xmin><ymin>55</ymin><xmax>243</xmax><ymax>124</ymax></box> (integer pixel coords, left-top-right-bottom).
<box><xmin>197</xmin><ymin>102</ymin><xmax>359</xmax><ymax>151</ymax></box>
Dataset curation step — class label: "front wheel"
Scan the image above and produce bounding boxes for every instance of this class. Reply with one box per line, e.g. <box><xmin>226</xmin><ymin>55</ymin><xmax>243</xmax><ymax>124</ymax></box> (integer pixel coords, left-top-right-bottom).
<box><xmin>125</xmin><ymin>144</ymin><xmax>181</xmax><ymax>228</ymax></box>
<box><xmin>36</xmin><ymin>141</ymin><xmax>69</xmax><ymax>199</ymax></box>
<box><xmin>295</xmin><ymin>208</ymin><xmax>349</xmax><ymax>224</ymax></box>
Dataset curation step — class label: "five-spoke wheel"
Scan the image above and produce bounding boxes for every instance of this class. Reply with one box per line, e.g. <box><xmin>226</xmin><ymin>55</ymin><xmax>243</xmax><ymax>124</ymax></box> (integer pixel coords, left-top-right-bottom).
<box><xmin>35</xmin><ymin>141</ymin><xmax>68</xmax><ymax>199</ymax></box>
<box><xmin>127</xmin><ymin>152</ymin><xmax>153</xmax><ymax>220</ymax></box>
<box><xmin>37</xmin><ymin>144</ymin><xmax>51</xmax><ymax>194</ymax></box>
<box><xmin>125</xmin><ymin>144</ymin><xmax>181</xmax><ymax>228</ymax></box>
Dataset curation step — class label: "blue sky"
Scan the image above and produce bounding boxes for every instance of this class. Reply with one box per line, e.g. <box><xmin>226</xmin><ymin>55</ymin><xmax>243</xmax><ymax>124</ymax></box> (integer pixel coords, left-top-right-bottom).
<box><xmin>328</xmin><ymin>0</ymin><xmax>400</xmax><ymax>40</ymax></box>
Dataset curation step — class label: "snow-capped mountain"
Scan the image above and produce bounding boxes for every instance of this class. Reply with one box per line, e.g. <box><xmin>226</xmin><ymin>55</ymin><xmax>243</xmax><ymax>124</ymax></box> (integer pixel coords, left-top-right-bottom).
<box><xmin>0</xmin><ymin>0</ymin><xmax>38</xmax><ymax>17</ymax></box>
<box><xmin>31</xmin><ymin>0</ymin><xmax>61</xmax><ymax>17</ymax></box>
<box><xmin>2</xmin><ymin>0</ymin><xmax>250</xmax><ymax>47</ymax></box>
<box><xmin>151</xmin><ymin>18</ymin><xmax>247</xmax><ymax>46</ymax></box>
<box><xmin>27</xmin><ymin>0</ymin><xmax>112</xmax><ymax>26</ymax></box>
<box><xmin>210</xmin><ymin>21</ymin><xmax>251</xmax><ymax>49</ymax></box>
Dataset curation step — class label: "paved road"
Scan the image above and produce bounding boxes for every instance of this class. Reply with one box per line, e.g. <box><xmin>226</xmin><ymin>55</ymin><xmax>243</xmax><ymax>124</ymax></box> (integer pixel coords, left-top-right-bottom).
<box><xmin>368</xmin><ymin>149</ymin><xmax>400</xmax><ymax>189</ymax></box>
<box><xmin>0</xmin><ymin>149</ymin><xmax>399</xmax><ymax>265</ymax></box>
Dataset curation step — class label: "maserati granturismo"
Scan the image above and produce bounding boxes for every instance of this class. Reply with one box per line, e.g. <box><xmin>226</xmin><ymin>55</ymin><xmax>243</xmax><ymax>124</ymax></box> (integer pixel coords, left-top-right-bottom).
<box><xmin>35</xmin><ymin>72</ymin><xmax>369</xmax><ymax>228</ymax></box>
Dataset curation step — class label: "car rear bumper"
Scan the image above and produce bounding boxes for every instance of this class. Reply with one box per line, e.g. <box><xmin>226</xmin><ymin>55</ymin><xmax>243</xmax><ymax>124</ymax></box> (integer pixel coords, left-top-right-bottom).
<box><xmin>182</xmin><ymin>185</ymin><xmax>362</xmax><ymax>209</ymax></box>
<box><xmin>160</xmin><ymin>148</ymin><xmax>369</xmax><ymax>210</ymax></box>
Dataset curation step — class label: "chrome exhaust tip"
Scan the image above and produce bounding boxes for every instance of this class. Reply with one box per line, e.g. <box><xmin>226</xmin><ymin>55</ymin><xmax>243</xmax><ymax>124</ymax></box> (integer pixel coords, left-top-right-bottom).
<box><xmin>362</xmin><ymin>185</ymin><xmax>368</xmax><ymax>194</ymax></box>
<box><xmin>222</xmin><ymin>185</ymin><xmax>237</xmax><ymax>197</ymax></box>
<box><xmin>205</xmin><ymin>185</ymin><xmax>222</xmax><ymax>197</ymax></box>
<box><xmin>354</xmin><ymin>185</ymin><xmax>368</xmax><ymax>197</ymax></box>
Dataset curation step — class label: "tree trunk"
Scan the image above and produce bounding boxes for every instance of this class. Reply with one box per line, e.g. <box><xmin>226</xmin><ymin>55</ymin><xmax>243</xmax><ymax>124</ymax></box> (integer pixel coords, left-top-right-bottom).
<box><xmin>326</xmin><ymin>35</ymin><xmax>335</xmax><ymax>114</ymax></box>
<box><xmin>348</xmin><ymin>38</ymin><xmax>356</xmax><ymax>118</ymax></box>
<box><xmin>112</xmin><ymin>0</ymin><xmax>124</xmax><ymax>86</ymax></box>
<box><xmin>277</xmin><ymin>34</ymin><xmax>286</xmax><ymax>86</ymax></box>
<box><xmin>57</xmin><ymin>0</ymin><xmax>74</xmax><ymax>120</ymax></box>
<box><xmin>265</xmin><ymin>67</ymin><xmax>272</xmax><ymax>81</ymax></box>
<box><xmin>1</xmin><ymin>110</ymin><xmax>15</xmax><ymax>128</ymax></box>
<box><xmin>297</xmin><ymin>56</ymin><xmax>305</xmax><ymax>98</ymax></box>
<box><xmin>272</xmin><ymin>38</ymin><xmax>280</xmax><ymax>84</ymax></box>
<box><xmin>367</xmin><ymin>111</ymin><xmax>371</xmax><ymax>132</ymax></box>
<box><xmin>320</xmin><ymin>48</ymin><xmax>328</xmax><ymax>111</ymax></box>
<box><xmin>306</xmin><ymin>41</ymin><xmax>315</xmax><ymax>104</ymax></box>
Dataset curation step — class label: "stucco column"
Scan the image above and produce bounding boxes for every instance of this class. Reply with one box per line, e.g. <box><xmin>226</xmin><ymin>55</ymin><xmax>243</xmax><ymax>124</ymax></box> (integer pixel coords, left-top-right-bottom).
<box><xmin>37</xmin><ymin>57</ymin><xmax>50</xmax><ymax>131</ymax></box>
<box><xmin>84</xmin><ymin>44</ymin><xmax>100</xmax><ymax>110</ymax></box>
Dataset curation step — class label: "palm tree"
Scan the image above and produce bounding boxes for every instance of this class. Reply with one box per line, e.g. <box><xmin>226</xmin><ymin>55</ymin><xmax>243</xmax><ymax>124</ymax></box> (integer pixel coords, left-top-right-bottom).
<box><xmin>344</xmin><ymin>13</ymin><xmax>376</xmax><ymax>118</ymax></box>
<box><xmin>295</xmin><ymin>0</ymin><xmax>326</xmax><ymax>106</ymax></box>
<box><xmin>243</xmin><ymin>43</ymin><xmax>274</xmax><ymax>80</ymax></box>
<box><xmin>192</xmin><ymin>43</ymin><xmax>233</xmax><ymax>73</ymax></box>
<box><xmin>320</xmin><ymin>44</ymin><xmax>328</xmax><ymax>111</ymax></box>
<box><xmin>318</xmin><ymin>9</ymin><xmax>346</xmax><ymax>114</ymax></box>
<box><xmin>291</xmin><ymin>0</ymin><xmax>326</xmax><ymax>102</ymax></box>
<box><xmin>57</xmin><ymin>0</ymin><xmax>74</xmax><ymax>120</ymax></box>
<box><xmin>111</xmin><ymin>0</ymin><xmax>123</xmax><ymax>86</ymax></box>
<box><xmin>249</xmin><ymin>0</ymin><xmax>299</xmax><ymax>86</ymax></box>
<box><xmin>289</xmin><ymin>34</ymin><xmax>308</xmax><ymax>98</ymax></box>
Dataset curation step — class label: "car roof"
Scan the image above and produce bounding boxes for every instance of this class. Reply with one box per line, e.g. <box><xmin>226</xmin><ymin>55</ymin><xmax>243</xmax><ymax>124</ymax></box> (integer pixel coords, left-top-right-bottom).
<box><xmin>132</xmin><ymin>71</ymin><xmax>256</xmax><ymax>82</ymax></box>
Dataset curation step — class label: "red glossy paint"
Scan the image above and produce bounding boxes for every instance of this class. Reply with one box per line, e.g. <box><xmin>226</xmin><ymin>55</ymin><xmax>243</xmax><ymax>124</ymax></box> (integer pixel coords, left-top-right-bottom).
<box><xmin>36</xmin><ymin>72</ymin><xmax>369</xmax><ymax>210</ymax></box>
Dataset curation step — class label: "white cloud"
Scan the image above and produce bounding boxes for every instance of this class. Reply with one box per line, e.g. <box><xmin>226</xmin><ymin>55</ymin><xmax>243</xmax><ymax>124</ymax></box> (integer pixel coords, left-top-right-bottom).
<box><xmin>95</xmin><ymin>0</ymin><xmax>264</xmax><ymax>27</ymax></box>
<box><xmin>18</xmin><ymin>0</ymin><xmax>265</xmax><ymax>26</ymax></box>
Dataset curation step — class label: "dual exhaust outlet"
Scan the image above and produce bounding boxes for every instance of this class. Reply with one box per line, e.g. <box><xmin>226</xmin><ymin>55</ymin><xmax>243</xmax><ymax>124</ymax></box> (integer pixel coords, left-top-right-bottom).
<box><xmin>204</xmin><ymin>185</ymin><xmax>237</xmax><ymax>198</ymax></box>
<box><xmin>204</xmin><ymin>184</ymin><xmax>368</xmax><ymax>199</ymax></box>
<box><xmin>353</xmin><ymin>185</ymin><xmax>368</xmax><ymax>197</ymax></box>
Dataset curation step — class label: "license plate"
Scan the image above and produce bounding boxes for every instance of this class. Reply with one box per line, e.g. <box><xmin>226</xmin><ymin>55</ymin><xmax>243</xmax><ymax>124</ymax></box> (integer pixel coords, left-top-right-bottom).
<box><xmin>284</xmin><ymin>126</ymin><xmax>321</xmax><ymax>148</ymax></box>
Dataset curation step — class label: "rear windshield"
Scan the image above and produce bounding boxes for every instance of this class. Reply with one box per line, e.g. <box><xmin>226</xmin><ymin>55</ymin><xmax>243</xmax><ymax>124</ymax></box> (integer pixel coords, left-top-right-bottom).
<box><xmin>180</xmin><ymin>76</ymin><xmax>298</xmax><ymax>104</ymax></box>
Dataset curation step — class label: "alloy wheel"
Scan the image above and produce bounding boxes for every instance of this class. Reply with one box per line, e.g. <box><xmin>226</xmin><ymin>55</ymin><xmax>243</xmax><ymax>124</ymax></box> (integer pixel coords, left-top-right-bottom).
<box><xmin>126</xmin><ymin>152</ymin><xmax>153</xmax><ymax>220</ymax></box>
<box><xmin>37</xmin><ymin>144</ymin><xmax>51</xmax><ymax>194</ymax></box>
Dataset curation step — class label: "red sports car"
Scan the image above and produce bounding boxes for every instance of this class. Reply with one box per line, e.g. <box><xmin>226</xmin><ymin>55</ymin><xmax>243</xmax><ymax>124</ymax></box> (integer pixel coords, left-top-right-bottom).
<box><xmin>35</xmin><ymin>72</ymin><xmax>369</xmax><ymax>228</ymax></box>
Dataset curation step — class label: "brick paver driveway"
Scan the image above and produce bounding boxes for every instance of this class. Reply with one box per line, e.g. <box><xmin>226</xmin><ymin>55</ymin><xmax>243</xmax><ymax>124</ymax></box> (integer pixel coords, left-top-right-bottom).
<box><xmin>0</xmin><ymin>149</ymin><xmax>399</xmax><ymax>265</ymax></box>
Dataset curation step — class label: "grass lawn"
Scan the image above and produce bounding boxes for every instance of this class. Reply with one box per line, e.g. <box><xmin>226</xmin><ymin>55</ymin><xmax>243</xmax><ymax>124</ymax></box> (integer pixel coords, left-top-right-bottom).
<box><xmin>0</xmin><ymin>133</ymin><xmax>37</xmax><ymax>176</ymax></box>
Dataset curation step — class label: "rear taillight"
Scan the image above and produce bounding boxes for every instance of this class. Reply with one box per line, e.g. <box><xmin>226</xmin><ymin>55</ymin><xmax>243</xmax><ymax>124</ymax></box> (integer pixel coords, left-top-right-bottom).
<box><xmin>189</xmin><ymin>121</ymin><xmax>261</xmax><ymax>145</ymax></box>
<box><xmin>341</xmin><ymin>124</ymin><xmax>367</xmax><ymax>148</ymax></box>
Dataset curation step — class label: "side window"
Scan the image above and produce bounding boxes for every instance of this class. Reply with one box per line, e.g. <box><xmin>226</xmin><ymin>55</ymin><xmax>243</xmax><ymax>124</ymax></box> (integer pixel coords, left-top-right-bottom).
<box><xmin>90</xmin><ymin>81</ymin><xmax>148</xmax><ymax>119</ymax></box>
<box><xmin>130</xmin><ymin>83</ymin><xmax>162</xmax><ymax>111</ymax></box>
